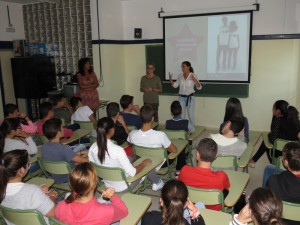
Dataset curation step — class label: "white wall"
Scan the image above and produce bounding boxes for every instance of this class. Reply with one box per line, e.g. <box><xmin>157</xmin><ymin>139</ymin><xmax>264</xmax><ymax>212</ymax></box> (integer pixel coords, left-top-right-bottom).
<box><xmin>0</xmin><ymin>1</ymin><xmax>25</xmax><ymax>41</ymax></box>
<box><xmin>91</xmin><ymin>0</ymin><xmax>124</xmax><ymax>40</ymax></box>
<box><xmin>91</xmin><ymin>0</ymin><xmax>300</xmax><ymax>40</ymax></box>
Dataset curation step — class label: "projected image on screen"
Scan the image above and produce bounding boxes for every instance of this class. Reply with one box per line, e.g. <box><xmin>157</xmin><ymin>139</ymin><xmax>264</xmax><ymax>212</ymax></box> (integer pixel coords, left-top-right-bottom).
<box><xmin>164</xmin><ymin>12</ymin><xmax>252</xmax><ymax>83</ymax></box>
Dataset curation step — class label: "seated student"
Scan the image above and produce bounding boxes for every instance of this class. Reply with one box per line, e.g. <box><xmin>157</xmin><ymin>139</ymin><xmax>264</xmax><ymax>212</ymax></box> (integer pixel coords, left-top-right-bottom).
<box><xmin>219</xmin><ymin>98</ymin><xmax>249</xmax><ymax>143</ymax></box>
<box><xmin>265</xmin><ymin>142</ymin><xmax>300</xmax><ymax>225</ymax></box>
<box><xmin>51</xmin><ymin>94</ymin><xmax>73</xmax><ymax>126</ymax></box>
<box><xmin>0</xmin><ymin>118</ymin><xmax>37</xmax><ymax>156</ymax></box>
<box><xmin>119</xmin><ymin>94</ymin><xmax>142</xmax><ymax>129</ymax></box>
<box><xmin>179</xmin><ymin>138</ymin><xmax>230</xmax><ymax>211</ymax></box>
<box><xmin>55</xmin><ymin>162</ymin><xmax>128</xmax><ymax>225</ymax></box>
<box><xmin>127</xmin><ymin>104</ymin><xmax>177</xmax><ymax>168</ymax></box>
<box><xmin>231</xmin><ymin>188</ymin><xmax>283</xmax><ymax>225</ymax></box>
<box><xmin>210</xmin><ymin>117</ymin><xmax>247</xmax><ymax>157</ymax></box>
<box><xmin>2</xmin><ymin>103</ymin><xmax>36</xmax><ymax>134</ymax></box>
<box><xmin>36</xmin><ymin>102</ymin><xmax>73</xmax><ymax>139</ymax></box>
<box><xmin>106</xmin><ymin>102</ymin><xmax>129</xmax><ymax>145</ymax></box>
<box><xmin>0</xmin><ymin>150</ymin><xmax>57</xmax><ymax>225</ymax></box>
<box><xmin>142</xmin><ymin>179</ymin><xmax>205</xmax><ymax>225</ymax></box>
<box><xmin>41</xmin><ymin>118</ymin><xmax>88</xmax><ymax>184</ymax></box>
<box><xmin>88</xmin><ymin>117</ymin><xmax>164</xmax><ymax>192</ymax></box>
<box><xmin>70</xmin><ymin>96</ymin><xmax>97</xmax><ymax>125</ymax></box>
<box><xmin>165</xmin><ymin>100</ymin><xmax>189</xmax><ymax>132</ymax></box>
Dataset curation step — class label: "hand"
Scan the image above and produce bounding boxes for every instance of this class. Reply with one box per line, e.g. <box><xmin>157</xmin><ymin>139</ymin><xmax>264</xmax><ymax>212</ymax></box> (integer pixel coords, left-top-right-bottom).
<box><xmin>101</xmin><ymin>187</ymin><xmax>115</xmax><ymax>199</ymax></box>
<box><xmin>142</xmin><ymin>159</ymin><xmax>152</xmax><ymax>166</ymax></box>
<box><xmin>133</xmin><ymin>104</ymin><xmax>140</xmax><ymax>113</ymax></box>
<box><xmin>169</xmin><ymin>72</ymin><xmax>173</xmax><ymax>80</ymax></box>
<box><xmin>40</xmin><ymin>184</ymin><xmax>49</xmax><ymax>194</ymax></box>
<box><xmin>186</xmin><ymin>197</ymin><xmax>197</xmax><ymax>212</ymax></box>
<box><xmin>236</xmin><ymin>204</ymin><xmax>252</xmax><ymax>224</ymax></box>
<box><xmin>16</xmin><ymin>130</ymin><xmax>29</xmax><ymax>139</ymax></box>
<box><xmin>18</xmin><ymin>112</ymin><xmax>27</xmax><ymax>119</ymax></box>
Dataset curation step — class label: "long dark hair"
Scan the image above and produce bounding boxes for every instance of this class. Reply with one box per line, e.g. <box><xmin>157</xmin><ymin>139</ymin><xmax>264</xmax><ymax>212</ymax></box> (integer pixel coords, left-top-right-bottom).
<box><xmin>249</xmin><ymin>188</ymin><xmax>283</xmax><ymax>225</ymax></box>
<box><xmin>273</xmin><ymin>100</ymin><xmax>289</xmax><ymax>117</ymax></box>
<box><xmin>286</xmin><ymin>105</ymin><xmax>300</xmax><ymax>130</ymax></box>
<box><xmin>182</xmin><ymin>61</ymin><xmax>194</xmax><ymax>73</ymax></box>
<box><xmin>66</xmin><ymin>162</ymin><xmax>98</xmax><ymax>204</ymax></box>
<box><xmin>161</xmin><ymin>179</ymin><xmax>188</xmax><ymax>225</ymax></box>
<box><xmin>0</xmin><ymin>149</ymin><xmax>29</xmax><ymax>203</ymax></box>
<box><xmin>78</xmin><ymin>58</ymin><xmax>93</xmax><ymax>76</ymax></box>
<box><xmin>0</xmin><ymin>118</ymin><xmax>20</xmax><ymax>155</ymax></box>
<box><xmin>96</xmin><ymin>117</ymin><xmax>114</xmax><ymax>163</ymax></box>
<box><xmin>223</xmin><ymin>97</ymin><xmax>244</xmax><ymax>122</ymax></box>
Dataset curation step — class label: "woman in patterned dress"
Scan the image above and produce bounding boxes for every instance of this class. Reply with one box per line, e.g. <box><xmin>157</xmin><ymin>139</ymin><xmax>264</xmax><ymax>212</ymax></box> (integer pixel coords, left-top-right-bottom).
<box><xmin>77</xmin><ymin>58</ymin><xmax>100</xmax><ymax>113</ymax></box>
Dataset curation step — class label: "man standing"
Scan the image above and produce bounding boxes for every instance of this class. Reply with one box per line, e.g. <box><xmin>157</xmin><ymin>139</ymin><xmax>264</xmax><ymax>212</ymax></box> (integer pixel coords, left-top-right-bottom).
<box><xmin>140</xmin><ymin>63</ymin><xmax>162</xmax><ymax>122</ymax></box>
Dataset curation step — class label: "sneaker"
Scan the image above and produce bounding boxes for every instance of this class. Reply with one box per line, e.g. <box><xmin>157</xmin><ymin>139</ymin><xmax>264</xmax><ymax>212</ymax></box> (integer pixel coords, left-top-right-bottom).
<box><xmin>248</xmin><ymin>160</ymin><xmax>255</xmax><ymax>168</ymax></box>
<box><xmin>152</xmin><ymin>179</ymin><xmax>164</xmax><ymax>191</ymax></box>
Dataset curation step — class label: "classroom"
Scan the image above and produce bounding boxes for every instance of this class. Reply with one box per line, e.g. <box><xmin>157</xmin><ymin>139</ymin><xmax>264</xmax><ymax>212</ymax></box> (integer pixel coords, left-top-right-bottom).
<box><xmin>0</xmin><ymin>0</ymin><xmax>299</xmax><ymax>225</ymax></box>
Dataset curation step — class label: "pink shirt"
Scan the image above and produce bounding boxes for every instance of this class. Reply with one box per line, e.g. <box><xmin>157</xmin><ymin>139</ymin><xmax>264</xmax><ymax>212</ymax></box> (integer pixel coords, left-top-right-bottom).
<box><xmin>55</xmin><ymin>195</ymin><xmax>128</xmax><ymax>225</ymax></box>
<box><xmin>36</xmin><ymin>119</ymin><xmax>73</xmax><ymax>138</ymax></box>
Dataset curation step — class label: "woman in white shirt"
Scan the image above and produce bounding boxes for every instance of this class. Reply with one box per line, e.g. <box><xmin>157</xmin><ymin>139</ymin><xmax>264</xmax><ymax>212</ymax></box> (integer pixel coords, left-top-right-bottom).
<box><xmin>88</xmin><ymin>117</ymin><xmax>164</xmax><ymax>192</ymax></box>
<box><xmin>0</xmin><ymin>118</ymin><xmax>37</xmax><ymax>156</ymax></box>
<box><xmin>169</xmin><ymin>61</ymin><xmax>202</xmax><ymax>132</ymax></box>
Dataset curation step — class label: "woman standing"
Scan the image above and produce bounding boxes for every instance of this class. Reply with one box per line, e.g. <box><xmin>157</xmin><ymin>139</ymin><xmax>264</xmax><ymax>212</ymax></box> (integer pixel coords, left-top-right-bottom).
<box><xmin>77</xmin><ymin>58</ymin><xmax>100</xmax><ymax>113</ymax></box>
<box><xmin>169</xmin><ymin>61</ymin><xmax>202</xmax><ymax>132</ymax></box>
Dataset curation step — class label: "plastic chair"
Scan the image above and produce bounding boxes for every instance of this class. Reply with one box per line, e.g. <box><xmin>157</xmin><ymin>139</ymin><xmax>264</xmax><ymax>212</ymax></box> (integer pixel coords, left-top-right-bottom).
<box><xmin>37</xmin><ymin>135</ymin><xmax>49</xmax><ymax>144</ymax></box>
<box><xmin>275</xmin><ymin>156</ymin><xmax>286</xmax><ymax>171</ymax></box>
<box><xmin>282</xmin><ymin>201</ymin><xmax>300</xmax><ymax>222</ymax></box>
<box><xmin>133</xmin><ymin>145</ymin><xmax>176</xmax><ymax>179</ymax></box>
<box><xmin>37</xmin><ymin>157</ymin><xmax>71</xmax><ymax>192</ymax></box>
<box><xmin>0</xmin><ymin>205</ymin><xmax>47</xmax><ymax>225</ymax></box>
<box><xmin>162</xmin><ymin>129</ymin><xmax>193</xmax><ymax>166</ymax></box>
<box><xmin>212</xmin><ymin>155</ymin><xmax>238</xmax><ymax>171</ymax></box>
<box><xmin>23</xmin><ymin>146</ymin><xmax>43</xmax><ymax>181</ymax></box>
<box><xmin>90</xmin><ymin>162</ymin><xmax>147</xmax><ymax>194</ymax></box>
<box><xmin>271</xmin><ymin>139</ymin><xmax>292</xmax><ymax>164</ymax></box>
<box><xmin>187</xmin><ymin>186</ymin><xmax>225</xmax><ymax>212</ymax></box>
<box><xmin>49</xmin><ymin>217</ymin><xmax>68</xmax><ymax>225</ymax></box>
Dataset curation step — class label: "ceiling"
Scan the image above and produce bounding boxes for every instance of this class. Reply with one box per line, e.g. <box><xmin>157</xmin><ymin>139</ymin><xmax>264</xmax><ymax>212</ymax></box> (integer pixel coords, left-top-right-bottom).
<box><xmin>0</xmin><ymin>0</ymin><xmax>59</xmax><ymax>4</ymax></box>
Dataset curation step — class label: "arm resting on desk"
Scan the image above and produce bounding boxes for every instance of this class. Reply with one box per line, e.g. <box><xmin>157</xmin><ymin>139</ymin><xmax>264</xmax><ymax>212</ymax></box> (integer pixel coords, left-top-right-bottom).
<box><xmin>135</xmin><ymin>159</ymin><xmax>152</xmax><ymax>174</ymax></box>
<box><xmin>167</xmin><ymin>143</ymin><xmax>177</xmax><ymax>153</ymax></box>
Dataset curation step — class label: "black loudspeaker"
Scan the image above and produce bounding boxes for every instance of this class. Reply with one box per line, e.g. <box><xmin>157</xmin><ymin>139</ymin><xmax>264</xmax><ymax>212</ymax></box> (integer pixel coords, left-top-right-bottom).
<box><xmin>134</xmin><ymin>28</ymin><xmax>142</xmax><ymax>39</ymax></box>
<box><xmin>11</xmin><ymin>57</ymin><xmax>57</xmax><ymax>99</ymax></box>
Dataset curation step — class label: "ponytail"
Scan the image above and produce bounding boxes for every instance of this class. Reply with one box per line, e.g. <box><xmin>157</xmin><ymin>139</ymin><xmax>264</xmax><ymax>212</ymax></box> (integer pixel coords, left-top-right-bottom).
<box><xmin>0</xmin><ymin>118</ymin><xmax>20</xmax><ymax>156</ymax></box>
<box><xmin>96</xmin><ymin>117</ymin><xmax>114</xmax><ymax>164</ymax></box>
<box><xmin>189</xmin><ymin>66</ymin><xmax>194</xmax><ymax>73</ymax></box>
<box><xmin>162</xmin><ymin>198</ymin><xmax>186</xmax><ymax>225</ymax></box>
<box><xmin>286</xmin><ymin>106</ymin><xmax>300</xmax><ymax>130</ymax></box>
<box><xmin>0</xmin><ymin>150</ymin><xmax>28</xmax><ymax>203</ymax></box>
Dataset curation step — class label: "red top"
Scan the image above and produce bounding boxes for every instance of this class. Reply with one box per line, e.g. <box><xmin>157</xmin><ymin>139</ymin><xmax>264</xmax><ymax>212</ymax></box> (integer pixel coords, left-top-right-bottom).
<box><xmin>178</xmin><ymin>165</ymin><xmax>230</xmax><ymax>211</ymax></box>
<box><xmin>55</xmin><ymin>195</ymin><xmax>128</xmax><ymax>225</ymax></box>
<box><xmin>36</xmin><ymin>119</ymin><xmax>73</xmax><ymax>139</ymax></box>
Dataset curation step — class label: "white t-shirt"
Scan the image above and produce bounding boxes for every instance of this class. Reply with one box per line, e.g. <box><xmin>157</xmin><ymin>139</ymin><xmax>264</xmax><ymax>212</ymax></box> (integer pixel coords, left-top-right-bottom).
<box><xmin>229</xmin><ymin>31</ymin><xmax>239</xmax><ymax>48</ymax></box>
<box><xmin>127</xmin><ymin>129</ymin><xmax>171</xmax><ymax>148</ymax></box>
<box><xmin>1</xmin><ymin>182</ymin><xmax>54</xmax><ymax>225</ymax></box>
<box><xmin>172</xmin><ymin>73</ymin><xmax>202</xmax><ymax>96</ymax></box>
<box><xmin>4</xmin><ymin>137</ymin><xmax>37</xmax><ymax>155</ymax></box>
<box><xmin>88</xmin><ymin>139</ymin><xmax>136</xmax><ymax>192</ymax></box>
<box><xmin>71</xmin><ymin>105</ymin><xmax>93</xmax><ymax>124</ymax></box>
<box><xmin>219</xmin><ymin>25</ymin><xmax>229</xmax><ymax>46</ymax></box>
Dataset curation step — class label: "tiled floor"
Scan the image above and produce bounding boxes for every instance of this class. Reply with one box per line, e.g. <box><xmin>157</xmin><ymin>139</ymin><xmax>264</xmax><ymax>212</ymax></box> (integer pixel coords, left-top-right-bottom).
<box><xmin>141</xmin><ymin>129</ymin><xmax>269</xmax><ymax>212</ymax></box>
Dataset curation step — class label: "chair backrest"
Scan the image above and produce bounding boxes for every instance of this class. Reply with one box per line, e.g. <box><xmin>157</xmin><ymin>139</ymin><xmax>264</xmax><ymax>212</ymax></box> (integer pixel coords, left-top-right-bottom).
<box><xmin>282</xmin><ymin>201</ymin><xmax>300</xmax><ymax>221</ymax></box>
<box><xmin>74</xmin><ymin>120</ymin><xmax>95</xmax><ymax>131</ymax></box>
<box><xmin>127</xmin><ymin>125</ymin><xmax>137</xmax><ymax>131</ymax></box>
<box><xmin>133</xmin><ymin>145</ymin><xmax>167</xmax><ymax>160</ymax></box>
<box><xmin>0</xmin><ymin>205</ymin><xmax>47</xmax><ymax>225</ymax></box>
<box><xmin>212</xmin><ymin>155</ymin><xmax>238</xmax><ymax>171</ymax></box>
<box><xmin>161</xmin><ymin>129</ymin><xmax>188</xmax><ymax>140</ymax></box>
<box><xmin>37</xmin><ymin>157</ymin><xmax>72</xmax><ymax>178</ymax></box>
<box><xmin>272</xmin><ymin>139</ymin><xmax>294</xmax><ymax>164</ymax></box>
<box><xmin>187</xmin><ymin>186</ymin><xmax>224</xmax><ymax>211</ymax></box>
<box><xmin>276</xmin><ymin>156</ymin><xmax>286</xmax><ymax>171</ymax></box>
<box><xmin>49</xmin><ymin>217</ymin><xmax>68</xmax><ymax>225</ymax></box>
<box><xmin>38</xmin><ymin>135</ymin><xmax>49</xmax><ymax>144</ymax></box>
<box><xmin>90</xmin><ymin>162</ymin><xmax>131</xmax><ymax>192</ymax></box>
